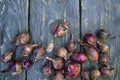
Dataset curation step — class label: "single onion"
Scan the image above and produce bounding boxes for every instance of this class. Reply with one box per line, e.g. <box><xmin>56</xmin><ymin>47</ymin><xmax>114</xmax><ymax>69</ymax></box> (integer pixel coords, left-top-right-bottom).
<box><xmin>46</xmin><ymin>57</ymin><xmax>64</xmax><ymax>70</ymax></box>
<box><xmin>81</xmin><ymin>70</ymin><xmax>90</xmax><ymax>80</ymax></box>
<box><xmin>99</xmin><ymin>54</ymin><xmax>109</xmax><ymax>66</ymax></box>
<box><xmin>11</xmin><ymin>33</ymin><xmax>30</xmax><ymax>46</ymax></box>
<box><xmin>101</xmin><ymin>66</ymin><xmax>114</xmax><ymax>77</ymax></box>
<box><xmin>53</xmin><ymin>22</ymin><xmax>69</xmax><ymax>37</ymax></box>
<box><xmin>0</xmin><ymin>61</ymin><xmax>23</xmax><ymax>75</ymax></box>
<box><xmin>34</xmin><ymin>46</ymin><xmax>46</xmax><ymax>62</ymax></box>
<box><xmin>84</xmin><ymin>33</ymin><xmax>97</xmax><ymax>46</ymax></box>
<box><xmin>56</xmin><ymin>47</ymin><xmax>68</xmax><ymax>58</ymax></box>
<box><xmin>42</xmin><ymin>62</ymin><xmax>52</xmax><ymax>76</ymax></box>
<box><xmin>67</xmin><ymin>33</ymin><xmax>77</xmax><ymax>52</ymax></box>
<box><xmin>65</xmin><ymin>63</ymin><xmax>81</xmax><ymax>79</ymax></box>
<box><xmin>90</xmin><ymin>68</ymin><xmax>101</xmax><ymax>80</ymax></box>
<box><xmin>53</xmin><ymin>71</ymin><xmax>65</xmax><ymax>80</ymax></box>
<box><xmin>84</xmin><ymin>47</ymin><xmax>99</xmax><ymax>62</ymax></box>
<box><xmin>71</xmin><ymin>52</ymin><xmax>87</xmax><ymax>63</ymax></box>
<box><xmin>21</xmin><ymin>43</ymin><xmax>38</xmax><ymax>57</ymax></box>
<box><xmin>97</xmin><ymin>41</ymin><xmax>110</xmax><ymax>54</ymax></box>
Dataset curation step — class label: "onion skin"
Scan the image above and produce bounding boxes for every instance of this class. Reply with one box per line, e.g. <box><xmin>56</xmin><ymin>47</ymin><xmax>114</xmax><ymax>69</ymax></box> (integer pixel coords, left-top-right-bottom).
<box><xmin>65</xmin><ymin>63</ymin><xmax>81</xmax><ymax>79</ymax></box>
<box><xmin>56</xmin><ymin>47</ymin><xmax>68</xmax><ymax>58</ymax></box>
<box><xmin>99</xmin><ymin>54</ymin><xmax>109</xmax><ymax>66</ymax></box>
<box><xmin>67</xmin><ymin>34</ymin><xmax>77</xmax><ymax>52</ymax></box>
<box><xmin>46</xmin><ymin>40</ymin><xmax>54</xmax><ymax>52</ymax></box>
<box><xmin>53</xmin><ymin>22</ymin><xmax>69</xmax><ymax>37</ymax></box>
<box><xmin>81</xmin><ymin>70</ymin><xmax>90</xmax><ymax>80</ymax></box>
<box><xmin>53</xmin><ymin>71</ymin><xmax>65</xmax><ymax>80</ymax></box>
<box><xmin>46</xmin><ymin>57</ymin><xmax>64</xmax><ymax>70</ymax></box>
<box><xmin>22</xmin><ymin>44</ymin><xmax>38</xmax><ymax>57</ymax></box>
<box><xmin>97</xmin><ymin>41</ymin><xmax>110</xmax><ymax>54</ymax></box>
<box><xmin>71</xmin><ymin>52</ymin><xmax>87</xmax><ymax>64</ymax></box>
<box><xmin>84</xmin><ymin>47</ymin><xmax>99</xmax><ymax>62</ymax></box>
<box><xmin>101</xmin><ymin>66</ymin><xmax>114</xmax><ymax>77</ymax></box>
<box><xmin>23</xmin><ymin>59</ymin><xmax>31</xmax><ymax>70</ymax></box>
<box><xmin>34</xmin><ymin>46</ymin><xmax>46</xmax><ymax>62</ymax></box>
<box><xmin>12</xmin><ymin>33</ymin><xmax>30</xmax><ymax>46</ymax></box>
<box><xmin>42</xmin><ymin>62</ymin><xmax>52</xmax><ymax>77</ymax></box>
<box><xmin>90</xmin><ymin>68</ymin><xmax>101</xmax><ymax>80</ymax></box>
<box><xmin>84</xmin><ymin>33</ymin><xmax>97</xmax><ymax>46</ymax></box>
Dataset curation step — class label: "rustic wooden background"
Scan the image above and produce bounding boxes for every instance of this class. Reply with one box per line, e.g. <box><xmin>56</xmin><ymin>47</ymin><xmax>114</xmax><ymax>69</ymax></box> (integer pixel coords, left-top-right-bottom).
<box><xmin>0</xmin><ymin>0</ymin><xmax>120</xmax><ymax>80</ymax></box>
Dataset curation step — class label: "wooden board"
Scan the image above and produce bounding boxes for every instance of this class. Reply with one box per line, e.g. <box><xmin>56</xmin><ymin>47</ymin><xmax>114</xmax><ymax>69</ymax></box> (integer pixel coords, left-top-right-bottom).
<box><xmin>27</xmin><ymin>0</ymin><xmax>80</xmax><ymax>80</ymax></box>
<box><xmin>0</xmin><ymin>0</ymin><xmax>28</xmax><ymax>80</ymax></box>
<box><xmin>82</xmin><ymin>0</ymin><xmax>120</xmax><ymax>80</ymax></box>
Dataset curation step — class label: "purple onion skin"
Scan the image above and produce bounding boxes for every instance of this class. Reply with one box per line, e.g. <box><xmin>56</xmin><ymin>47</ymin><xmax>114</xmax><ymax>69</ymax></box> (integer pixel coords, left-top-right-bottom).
<box><xmin>12</xmin><ymin>33</ymin><xmax>30</xmax><ymax>46</ymax></box>
<box><xmin>101</xmin><ymin>67</ymin><xmax>114</xmax><ymax>77</ymax></box>
<box><xmin>34</xmin><ymin>46</ymin><xmax>46</xmax><ymax>62</ymax></box>
<box><xmin>53</xmin><ymin>22</ymin><xmax>70</xmax><ymax>37</ymax></box>
<box><xmin>65</xmin><ymin>63</ymin><xmax>81</xmax><ymax>79</ymax></box>
<box><xmin>81</xmin><ymin>70</ymin><xmax>90</xmax><ymax>80</ymax></box>
<box><xmin>42</xmin><ymin>62</ymin><xmax>52</xmax><ymax>77</ymax></box>
<box><xmin>71</xmin><ymin>52</ymin><xmax>87</xmax><ymax>64</ymax></box>
<box><xmin>23</xmin><ymin>59</ymin><xmax>31</xmax><ymax>70</ymax></box>
<box><xmin>46</xmin><ymin>57</ymin><xmax>64</xmax><ymax>70</ymax></box>
<box><xmin>84</xmin><ymin>33</ymin><xmax>97</xmax><ymax>46</ymax></box>
<box><xmin>99</xmin><ymin>54</ymin><xmax>109</xmax><ymax>66</ymax></box>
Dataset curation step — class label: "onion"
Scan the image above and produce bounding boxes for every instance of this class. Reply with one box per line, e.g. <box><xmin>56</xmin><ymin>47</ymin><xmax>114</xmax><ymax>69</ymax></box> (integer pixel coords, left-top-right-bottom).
<box><xmin>21</xmin><ymin>43</ymin><xmax>38</xmax><ymax>57</ymax></box>
<box><xmin>65</xmin><ymin>63</ymin><xmax>81</xmax><ymax>79</ymax></box>
<box><xmin>11</xmin><ymin>33</ymin><xmax>30</xmax><ymax>46</ymax></box>
<box><xmin>81</xmin><ymin>70</ymin><xmax>90</xmax><ymax>80</ymax></box>
<box><xmin>101</xmin><ymin>66</ymin><xmax>114</xmax><ymax>77</ymax></box>
<box><xmin>46</xmin><ymin>57</ymin><xmax>64</xmax><ymax>70</ymax></box>
<box><xmin>23</xmin><ymin>58</ymin><xmax>32</xmax><ymax>70</ymax></box>
<box><xmin>84</xmin><ymin>33</ymin><xmax>97</xmax><ymax>46</ymax></box>
<box><xmin>56</xmin><ymin>47</ymin><xmax>68</xmax><ymax>58</ymax></box>
<box><xmin>97</xmin><ymin>41</ymin><xmax>110</xmax><ymax>54</ymax></box>
<box><xmin>53</xmin><ymin>22</ymin><xmax>69</xmax><ymax>37</ymax></box>
<box><xmin>84</xmin><ymin>47</ymin><xmax>99</xmax><ymax>62</ymax></box>
<box><xmin>99</xmin><ymin>54</ymin><xmax>109</xmax><ymax>66</ymax></box>
<box><xmin>90</xmin><ymin>68</ymin><xmax>101</xmax><ymax>80</ymax></box>
<box><xmin>53</xmin><ymin>71</ymin><xmax>65</xmax><ymax>80</ymax></box>
<box><xmin>71</xmin><ymin>52</ymin><xmax>87</xmax><ymax>63</ymax></box>
<box><xmin>67</xmin><ymin>33</ymin><xmax>77</xmax><ymax>52</ymax></box>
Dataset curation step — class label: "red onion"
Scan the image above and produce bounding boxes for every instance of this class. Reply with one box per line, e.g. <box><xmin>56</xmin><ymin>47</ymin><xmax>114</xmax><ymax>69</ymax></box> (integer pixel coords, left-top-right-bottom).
<box><xmin>90</xmin><ymin>68</ymin><xmax>101</xmax><ymax>80</ymax></box>
<box><xmin>34</xmin><ymin>46</ymin><xmax>46</xmax><ymax>62</ymax></box>
<box><xmin>84</xmin><ymin>33</ymin><xmax>97</xmax><ymax>46</ymax></box>
<box><xmin>56</xmin><ymin>47</ymin><xmax>68</xmax><ymax>58</ymax></box>
<box><xmin>0</xmin><ymin>61</ymin><xmax>23</xmax><ymax>75</ymax></box>
<box><xmin>21</xmin><ymin>43</ymin><xmax>38</xmax><ymax>57</ymax></box>
<box><xmin>53</xmin><ymin>71</ymin><xmax>65</xmax><ymax>80</ymax></box>
<box><xmin>67</xmin><ymin>33</ymin><xmax>77</xmax><ymax>52</ymax></box>
<box><xmin>42</xmin><ymin>62</ymin><xmax>52</xmax><ymax>76</ymax></box>
<box><xmin>81</xmin><ymin>70</ymin><xmax>90</xmax><ymax>80</ymax></box>
<box><xmin>22</xmin><ymin>58</ymin><xmax>32</xmax><ymax>70</ymax></box>
<box><xmin>71</xmin><ymin>52</ymin><xmax>87</xmax><ymax>63</ymax></box>
<box><xmin>2</xmin><ymin>48</ymin><xmax>16</xmax><ymax>63</ymax></box>
<box><xmin>11</xmin><ymin>33</ymin><xmax>30</xmax><ymax>46</ymax></box>
<box><xmin>84</xmin><ymin>47</ymin><xmax>99</xmax><ymax>62</ymax></box>
<box><xmin>101</xmin><ymin>66</ymin><xmax>114</xmax><ymax>77</ymax></box>
<box><xmin>65</xmin><ymin>63</ymin><xmax>81</xmax><ymax>79</ymax></box>
<box><xmin>99</xmin><ymin>54</ymin><xmax>109</xmax><ymax>66</ymax></box>
<box><xmin>46</xmin><ymin>57</ymin><xmax>64</xmax><ymax>70</ymax></box>
<box><xmin>53</xmin><ymin>22</ymin><xmax>69</xmax><ymax>37</ymax></box>
<box><xmin>97</xmin><ymin>41</ymin><xmax>110</xmax><ymax>54</ymax></box>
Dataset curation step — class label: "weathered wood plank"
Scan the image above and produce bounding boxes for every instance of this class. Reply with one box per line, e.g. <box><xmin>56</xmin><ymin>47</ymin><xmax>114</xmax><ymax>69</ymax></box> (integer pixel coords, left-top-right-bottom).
<box><xmin>28</xmin><ymin>0</ymin><xmax>80</xmax><ymax>80</ymax></box>
<box><xmin>82</xmin><ymin>0</ymin><xmax>120</xmax><ymax>80</ymax></box>
<box><xmin>0</xmin><ymin>0</ymin><xmax>28</xmax><ymax>80</ymax></box>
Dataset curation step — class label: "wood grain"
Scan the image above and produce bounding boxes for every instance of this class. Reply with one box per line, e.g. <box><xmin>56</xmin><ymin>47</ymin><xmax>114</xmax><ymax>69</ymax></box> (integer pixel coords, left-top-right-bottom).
<box><xmin>82</xmin><ymin>0</ymin><xmax>120</xmax><ymax>80</ymax></box>
<box><xmin>0</xmin><ymin>0</ymin><xmax>28</xmax><ymax>80</ymax></box>
<box><xmin>28</xmin><ymin>0</ymin><xmax>80</xmax><ymax>80</ymax></box>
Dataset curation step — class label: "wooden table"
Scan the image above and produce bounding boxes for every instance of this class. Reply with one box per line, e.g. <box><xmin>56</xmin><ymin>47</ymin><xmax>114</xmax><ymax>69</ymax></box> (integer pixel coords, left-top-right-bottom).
<box><xmin>0</xmin><ymin>0</ymin><xmax>120</xmax><ymax>80</ymax></box>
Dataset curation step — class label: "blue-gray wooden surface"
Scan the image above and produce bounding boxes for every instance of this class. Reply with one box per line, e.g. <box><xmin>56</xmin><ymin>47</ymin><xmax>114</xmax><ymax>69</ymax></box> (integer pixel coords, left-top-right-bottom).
<box><xmin>0</xmin><ymin>0</ymin><xmax>120</xmax><ymax>80</ymax></box>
